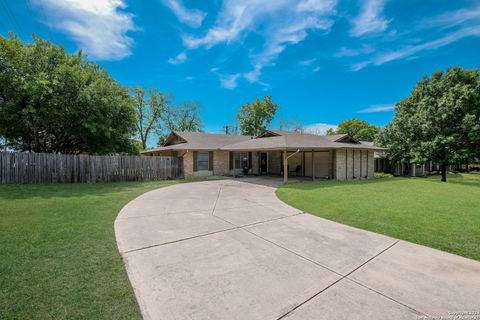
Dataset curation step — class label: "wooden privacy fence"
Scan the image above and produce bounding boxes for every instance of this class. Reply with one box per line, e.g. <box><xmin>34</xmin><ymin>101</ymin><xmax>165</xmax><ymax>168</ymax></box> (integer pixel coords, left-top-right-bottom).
<box><xmin>0</xmin><ymin>152</ymin><xmax>183</xmax><ymax>184</ymax></box>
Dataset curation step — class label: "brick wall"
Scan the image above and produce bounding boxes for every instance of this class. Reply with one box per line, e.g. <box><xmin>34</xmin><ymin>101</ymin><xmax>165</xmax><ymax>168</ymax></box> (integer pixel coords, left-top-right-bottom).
<box><xmin>335</xmin><ymin>149</ymin><xmax>375</xmax><ymax>180</ymax></box>
<box><xmin>182</xmin><ymin>151</ymin><xmax>194</xmax><ymax>178</ymax></box>
<box><xmin>367</xmin><ymin>150</ymin><xmax>374</xmax><ymax>178</ymax></box>
<box><xmin>353</xmin><ymin>149</ymin><xmax>361</xmax><ymax>179</ymax></box>
<box><xmin>335</xmin><ymin>149</ymin><xmax>346</xmax><ymax>180</ymax></box>
<box><xmin>213</xmin><ymin>151</ymin><xmax>230</xmax><ymax>176</ymax></box>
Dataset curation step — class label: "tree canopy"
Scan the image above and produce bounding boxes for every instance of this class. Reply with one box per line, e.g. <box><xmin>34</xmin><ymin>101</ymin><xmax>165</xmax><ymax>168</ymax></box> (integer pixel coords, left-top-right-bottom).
<box><xmin>0</xmin><ymin>35</ymin><xmax>137</xmax><ymax>154</ymax></box>
<box><xmin>132</xmin><ymin>87</ymin><xmax>169</xmax><ymax>150</ymax></box>
<box><xmin>236</xmin><ymin>96</ymin><xmax>278</xmax><ymax>136</ymax></box>
<box><xmin>157</xmin><ymin>100</ymin><xmax>203</xmax><ymax>146</ymax></box>
<box><xmin>377</xmin><ymin>67</ymin><xmax>480</xmax><ymax>181</ymax></box>
<box><xmin>327</xmin><ymin>118</ymin><xmax>380</xmax><ymax>141</ymax></box>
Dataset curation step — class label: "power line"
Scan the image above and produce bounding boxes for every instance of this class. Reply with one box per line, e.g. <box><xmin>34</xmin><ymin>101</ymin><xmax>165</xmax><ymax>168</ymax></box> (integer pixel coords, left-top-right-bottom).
<box><xmin>0</xmin><ymin>0</ymin><xmax>26</xmax><ymax>38</ymax></box>
<box><xmin>27</xmin><ymin>0</ymin><xmax>54</xmax><ymax>40</ymax></box>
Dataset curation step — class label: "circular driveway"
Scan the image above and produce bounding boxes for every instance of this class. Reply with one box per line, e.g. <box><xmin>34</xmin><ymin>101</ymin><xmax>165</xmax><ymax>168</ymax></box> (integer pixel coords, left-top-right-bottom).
<box><xmin>115</xmin><ymin>178</ymin><xmax>480</xmax><ymax>320</ymax></box>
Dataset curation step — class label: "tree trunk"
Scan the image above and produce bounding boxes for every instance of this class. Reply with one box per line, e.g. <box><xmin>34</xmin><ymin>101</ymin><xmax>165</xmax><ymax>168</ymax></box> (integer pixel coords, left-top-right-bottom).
<box><xmin>440</xmin><ymin>162</ymin><xmax>447</xmax><ymax>182</ymax></box>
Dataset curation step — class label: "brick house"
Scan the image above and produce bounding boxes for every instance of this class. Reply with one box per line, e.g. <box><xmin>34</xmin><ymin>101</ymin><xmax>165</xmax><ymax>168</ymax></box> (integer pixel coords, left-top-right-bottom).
<box><xmin>142</xmin><ymin>130</ymin><xmax>383</xmax><ymax>182</ymax></box>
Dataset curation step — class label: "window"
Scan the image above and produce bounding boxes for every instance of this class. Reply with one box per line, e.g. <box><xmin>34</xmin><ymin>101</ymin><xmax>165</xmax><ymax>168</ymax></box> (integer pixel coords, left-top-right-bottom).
<box><xmin>197</xmin><ymin>151</ymin><xmax>209</xmax><ymax>171</ymax></box>
<box><xmin>234</xmin><ymin>152</ymin><xmax>249</xmax><ymax>169</ymax></box>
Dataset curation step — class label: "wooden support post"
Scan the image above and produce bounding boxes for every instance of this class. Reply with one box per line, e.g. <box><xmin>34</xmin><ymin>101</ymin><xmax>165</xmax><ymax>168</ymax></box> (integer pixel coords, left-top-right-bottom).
<box><xmin>283</xmin><ymin>151</ymin><xmax>288</xmax><ymax>183</ymax></box>
<box><xmin>233</xmin><ymin>152</ymin><xmax>236</xmax><ymax>178</ymax></box>
<box><xmin>302</xmin><ymin>151</ymin><xmax>305</xmax><ymax>177</ymax></box>
<box><xmin>311</xmin><ymin>150</ymin><xmax>315</xmax><ymax>181</ymax></box>
<box><xmin>412</xmin><ymin>163</ymin><xmax>416</xmax><ymax>177</ymax></box>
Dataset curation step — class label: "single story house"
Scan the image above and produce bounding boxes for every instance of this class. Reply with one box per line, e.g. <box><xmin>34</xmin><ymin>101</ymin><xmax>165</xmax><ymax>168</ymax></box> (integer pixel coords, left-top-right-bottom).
<box><xmin>142</xmin><ymin>130</ymin><xmax>384</xmax><ymax>182</ymax></box>
<box><xmin>365</xmin><ymin>140</ymin><xmax>474</xmax><ymax>176</ymax></box>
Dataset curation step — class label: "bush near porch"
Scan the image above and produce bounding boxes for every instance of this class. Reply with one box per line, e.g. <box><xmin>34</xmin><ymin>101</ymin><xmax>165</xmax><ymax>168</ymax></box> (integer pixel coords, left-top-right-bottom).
<box><xmin>277</xmin><ymin>174</ymin><xmax>480</xmax><ymax>261</ymax></box>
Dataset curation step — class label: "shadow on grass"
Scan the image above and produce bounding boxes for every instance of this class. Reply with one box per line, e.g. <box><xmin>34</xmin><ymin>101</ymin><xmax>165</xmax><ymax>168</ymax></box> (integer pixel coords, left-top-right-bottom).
<box><xmin>282</xmin><ymin>176</ymin><xmax>402</xmax><ymax>190</ymax></box>
<box><xmin>418</xmin><ymin>173</ymin><xmax>480</xmax><ymax>188</ymax></box>
<box><xmin>281</xmin><ymin>173</ymin><xmax>480</xmax><ymax>191</ymax></box>
<box><xmin>0</xmin><ymin>180</ymin><xmax>180</xmax><ymax>200</ymax></box>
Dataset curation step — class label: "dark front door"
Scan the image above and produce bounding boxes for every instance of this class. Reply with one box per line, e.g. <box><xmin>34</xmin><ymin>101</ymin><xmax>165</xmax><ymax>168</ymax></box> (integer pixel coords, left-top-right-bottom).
<box><xmin>260</xmin><ymin>152</ymin><xmax>268</xmax><ymax>174</ymax></box>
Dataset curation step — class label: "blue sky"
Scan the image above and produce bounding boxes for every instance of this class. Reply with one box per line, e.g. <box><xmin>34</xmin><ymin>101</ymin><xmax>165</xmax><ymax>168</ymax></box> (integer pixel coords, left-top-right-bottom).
<box><xmin>2</xmin><ymin>0</ymin><xmax>480</xmax><ymax>145</ymax></box>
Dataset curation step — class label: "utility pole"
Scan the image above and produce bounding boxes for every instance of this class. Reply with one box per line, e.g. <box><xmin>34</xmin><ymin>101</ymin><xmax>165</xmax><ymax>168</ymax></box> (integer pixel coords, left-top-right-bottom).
<box><xmin>223</xmin><ymin>125</ymin><xmax>230</xmax><ymax>135</ymax></box>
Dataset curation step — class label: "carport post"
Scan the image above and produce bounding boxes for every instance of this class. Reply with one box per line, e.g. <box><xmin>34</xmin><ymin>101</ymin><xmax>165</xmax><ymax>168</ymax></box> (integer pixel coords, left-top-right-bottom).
<box><xmin>233</xmin><ymin>152</ymin><xmax>236</xmax><ymax>178</ymax></box>
<box><xmin>311</xmin><ymin>149</ymin><xmax>315</xmax><ymax>181</ymax></box>
<box><xmin>283</xmin><ymin>150</ymin><xmax>288</xmax><ymax>183</ymax></box>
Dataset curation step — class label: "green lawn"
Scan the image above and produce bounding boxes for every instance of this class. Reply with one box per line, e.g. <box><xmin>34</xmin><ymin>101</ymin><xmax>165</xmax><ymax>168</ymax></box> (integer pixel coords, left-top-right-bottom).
<box><xmin>277</xmin><ymin>174</ymin><xmax>480</xmax><ymax>261</ymax></box>
<box><xmin>0</xmin><ymin>180</ymin><xmax>179</xmax><ymax>320</ymax></box>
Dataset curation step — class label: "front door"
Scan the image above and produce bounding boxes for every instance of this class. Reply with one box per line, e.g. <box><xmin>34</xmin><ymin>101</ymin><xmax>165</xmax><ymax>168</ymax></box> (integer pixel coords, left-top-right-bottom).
<box><xmin>260</xmin><ymin>152</ymin><xmax>268</xmax><ymax>174</ymax></box>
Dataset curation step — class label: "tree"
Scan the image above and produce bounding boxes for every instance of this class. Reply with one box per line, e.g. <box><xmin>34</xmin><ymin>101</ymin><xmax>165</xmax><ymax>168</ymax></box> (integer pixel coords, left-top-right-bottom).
<box><xmin>158</xmin><ymin>101</ymin><xmax>203</xmax><ymax>145</ymax></box>
<box><xmin>0</xmin><ymin>35</ymin><xmax>137</xmax><ymax>154</ymax></box>
<box><xmin>327</xmin><ymin>118</ymin><xmax>380</xmax><ymax>141</ymax></box>
<box><xmin>378</xmin><ymin>67</ymin><xmax>480</xmax><ymax>182</ymax></box>
<box><xmin>132</xmin><ymin>87</ymin><xmax>169</xmax><ymax>150</ymax></box>
<box><xmin>236</xmin><ymin>96</ymin><xmax>279</xmax><ymax>136</ymax></box>
<box><xmin>277</xmin><ymin>116</ymin><xmax>305</xmax><ymax>132</ymax></box>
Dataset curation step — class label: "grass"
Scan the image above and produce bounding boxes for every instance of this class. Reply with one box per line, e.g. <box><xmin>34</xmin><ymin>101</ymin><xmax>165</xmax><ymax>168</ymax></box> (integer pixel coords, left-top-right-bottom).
<box><xmin>277</xmin><ymin>173</ymin><xmax>480</xmax><ymax>261</ymax></box>
<box><xmin>0</xmin><ymin>180</ymin><xmax>180</xmax><ymax>320</ymax></box>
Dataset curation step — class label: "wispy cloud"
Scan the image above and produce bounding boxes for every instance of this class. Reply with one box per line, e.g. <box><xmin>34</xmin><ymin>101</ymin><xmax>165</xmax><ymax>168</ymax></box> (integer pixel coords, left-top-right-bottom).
<box><xmin>350</xmin><ymin>0</ymin><xmax>389</xmax><ymax>37</ymax></box>
<box><xmin>358</xmin><ymin>104</ymin><xmax>395</xmax><ymax>113</ymax></box>
<box><xmin>183</xmin><ymin>0</ymin><xmax>337</xmax><ymax>88</ymax></box>
<box><xmin>299</xmin><ymin>58</ymin><xmax>317</xmax><ymax>66</ymax></box>
<box><xmin>33</xmin><ymin>0</ymin><xmax>136</xmax><ymax>60</ymax></box>
<box><xmin>219</xmin><ymin>73</ymin><xmax>241</xmax><ymax>89</ymax></box>
<box><xmin>352</xmin><ymin>25</ymin><xmax>480</xmax><ymax>70</ymax></box>
<box><xmin>418</xmin><ymin>6</ymin><xmax>480</xmax><ymax>30</ymax></box>
<box><xmin>335</xmin><ymin>44</ymin><xmax>374</xmax><ymax>57</ymax></box>
<box><xmin>168</xmin><ymin>52</ymin><xmax>187</xmax><ymax>64</ymax></box>
<box><xmin>162</xmin><ymin>0</ymin><xmax>206</xmax><ymax>28</ymax></box>
<box><xmin>304</xmin><ymin>122</ymin><xmax>338</xmax><ymax>135</ymax></box>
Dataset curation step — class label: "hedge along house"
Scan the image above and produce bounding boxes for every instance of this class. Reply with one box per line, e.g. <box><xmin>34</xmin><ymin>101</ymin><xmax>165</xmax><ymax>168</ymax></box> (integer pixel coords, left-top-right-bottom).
<box><xmin>142</xmin><ymin>130</ymin><xmax>384</xmax><ymax>182</ymax></box>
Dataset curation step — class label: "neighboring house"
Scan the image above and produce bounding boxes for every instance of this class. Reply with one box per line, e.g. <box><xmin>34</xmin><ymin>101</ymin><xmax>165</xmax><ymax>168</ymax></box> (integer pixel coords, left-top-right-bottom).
<box><xmin>142</xmin><ymin>130</ymin><xmax>383</xmax><ymax>182</ymax></box>
<box><xmin>364</xmin><ymin>140</ymin><xmax>474</xmax><ymax>176</ymax></box>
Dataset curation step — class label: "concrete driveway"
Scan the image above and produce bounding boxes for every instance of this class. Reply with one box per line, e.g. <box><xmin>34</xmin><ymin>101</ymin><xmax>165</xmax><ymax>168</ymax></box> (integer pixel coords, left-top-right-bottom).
<box><xmin>115</xmin><ymin>178</ymin><xmax>480</xmax><ymax>320</ymax></box>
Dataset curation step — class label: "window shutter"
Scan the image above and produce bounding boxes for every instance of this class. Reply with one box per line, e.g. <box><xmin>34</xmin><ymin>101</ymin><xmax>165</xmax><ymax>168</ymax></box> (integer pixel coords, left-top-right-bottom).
<box><xmin>229</xmin><ymin>152</ymin><xmax>233</xmax><ymax>170</ymax></box>
<box><xmin>209</xmin><ymin>151</ymin><xmax>213</xmax><ymax>171</ymax></box>
<box><xmin>193</xmin><ymin>151</ymin><xmax>198</xmax><ymax>172</ymax></box>
<box><xmin>248</xmin><ymin>152</ymin><xmax>252</xmax><ymax>169</ymax></box>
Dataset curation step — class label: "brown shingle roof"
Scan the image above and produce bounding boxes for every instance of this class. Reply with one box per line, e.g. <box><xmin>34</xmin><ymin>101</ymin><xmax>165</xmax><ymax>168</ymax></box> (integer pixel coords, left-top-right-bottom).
<box><xmin>221</xmin><ymin>132</ymin><xmax>382</xmax><ymax>151</ymax></box>
<box><xmin>142</xmin><ymin>131</ymin><xmax>252</xmax><ymax>154</ymax></box>
<box><xmin>142</xmin><ymin>131</ymin><xmax>384</xmax><ymax>154</ymax></box>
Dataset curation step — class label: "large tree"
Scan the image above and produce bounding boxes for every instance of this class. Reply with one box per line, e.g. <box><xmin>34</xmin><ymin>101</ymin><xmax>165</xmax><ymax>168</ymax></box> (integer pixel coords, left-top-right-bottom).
<box><xmin>132</xmin><ymin>87</ymin><xmax>169</xmax><ymax>150</ymax></box>
<box><xmin>236</xmin><ymin>96</ymin><xmax>278</xmax><ymax>136</ymax></box>
<box><xmin>327</xmin><ymin>118</ymin><xmax>380</xmax><ymax>141</ymax></box>
<box><xmin>277</xmin><ymin>116</ymin><xmax>305</xmax><ymax>132</ymax></box>
<box><xmin>158</xmin><ymin>101</ymin><xmax>203</xmax><ymax>145</ymax></box>
<box><xmin>0</xmin><ymin>35</ymin><xmax>136</xmax><ymax>154</ymax></box>
<box><xmin>378</xmin><ymin>67</ymin><xmax>480</xmax><ymax>182</ymax></box>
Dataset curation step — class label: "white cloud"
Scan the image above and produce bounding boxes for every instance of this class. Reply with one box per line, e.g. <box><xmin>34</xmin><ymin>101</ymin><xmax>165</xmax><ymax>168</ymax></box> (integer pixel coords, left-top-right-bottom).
<box><xmin>162</xmin><ymin>0</ymin><xmax>206</xmax><ymax>28</ymax></box>
<box><xmin>168</xmin><ymin>52</ymin><xmax>187</xmax><ymax>64</ymax></box>
<box><xmin>220</xmin><ymin>74</ymin><xmax>241</xmax><ymax>89</ymax></box>
<box><xmin>335</xmin><ymin>44</ymin><xmax>374</xmax><ymax>57</ymax></box>
<box><xmin>304</xmin><ymin>122</ymin><xmax>338</xmax><ymax>135</ymax></box>
<box><xmin>358</xmin><ymin>104</ymin><xmax>394</xmax><ymax>113</ymax></box>
<box><xmin>352</xmin><ymin>25</ymin><xmax>480</xmax><ymax>70</ymax></box>
<box><xmin>299</xmin><ymin>58</ymin><xmax>317</xmax><ymax>66</ymax></box>
<box><xmin>313</xmin><ymin>66</ymin><xmax>321</xmax><ymax>73</ymax></box>
<box><xmin>419</xmin><ymin>6</ymin><xmax>480</xmax><ymax>30</ymax></box>
<box><xmin>182</xmin><ymin>0</ymin><xmax>337</xmax><ymax>88</ymax></box>
<box><xmin>350</xmin><ymin>0</ymin><xmax>389</xmax><ymax>37</ymax></box>
<box><xmin>33</xmin><ymin>0</ymin><xmax>136</xmax><ymax>60</ymax></box>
